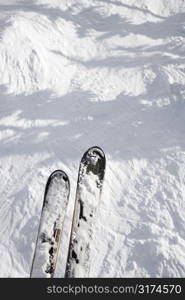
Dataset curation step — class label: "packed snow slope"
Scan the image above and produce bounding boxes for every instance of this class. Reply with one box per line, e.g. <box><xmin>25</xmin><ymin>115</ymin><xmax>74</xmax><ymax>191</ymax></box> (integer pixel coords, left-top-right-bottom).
<box><xmin>0</xmin><ymin>0</ymin><xmax>185</xmax><ymax>277</ymax></box>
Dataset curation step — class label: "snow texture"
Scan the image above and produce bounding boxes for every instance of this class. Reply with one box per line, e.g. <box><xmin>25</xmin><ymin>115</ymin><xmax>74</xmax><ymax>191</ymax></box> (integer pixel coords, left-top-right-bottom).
<box><xmin>0</xmin><ymin>0</ymin><xmax>185</xmax><ymax>277</ymax></box>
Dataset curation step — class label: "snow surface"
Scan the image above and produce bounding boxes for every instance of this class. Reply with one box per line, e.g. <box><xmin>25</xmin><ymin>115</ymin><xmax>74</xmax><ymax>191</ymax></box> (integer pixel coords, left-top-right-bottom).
<box><xmin>0</xmin><ymin>0</ymin><xmax>185</xmax><ymax>277</ymax></box>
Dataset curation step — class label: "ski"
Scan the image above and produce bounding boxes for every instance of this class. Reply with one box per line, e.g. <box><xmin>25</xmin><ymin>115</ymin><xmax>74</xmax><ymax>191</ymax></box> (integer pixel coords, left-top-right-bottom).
<box><xmin>30</xmin><ymin>170</ymin><xmax>70</xmax><ymax>278</ymax></box>
<box><xmin>65</xmin><ymin>146</ymin><xmax>106</xmax><ymax>278</ymax></box>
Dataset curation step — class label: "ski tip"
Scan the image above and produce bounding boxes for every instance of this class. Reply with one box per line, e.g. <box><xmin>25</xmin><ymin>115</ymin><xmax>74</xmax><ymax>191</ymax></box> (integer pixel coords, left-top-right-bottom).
<box><xmin>80</xmin><ymin>146</ymin><xmax>106</xmax><ymax>176</ymax></box>
<box><xmin>44</xmin><ymin>169</ymin><xmax>70</xmax><ymax>200</ymax></box>
<box><xmin>84</xmin><ymin>146</ymin><xmax>105</xmax><ymax>159</ymax></box>
<box><xmin>49</xmin><ymin>169</ymin><xmax>69</xmax><ymax>181</ymax></box>
<box><xmin>46</xmin><ymin>170</ymin><xmax>70</xmax><ymax>191</ymax></box>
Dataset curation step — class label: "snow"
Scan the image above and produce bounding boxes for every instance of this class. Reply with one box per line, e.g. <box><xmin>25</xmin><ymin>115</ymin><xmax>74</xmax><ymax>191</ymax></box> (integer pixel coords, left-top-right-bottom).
<box><xmin>0</xmin><ymin>0</ymin><xmax>185</xmax><ymax>277</ymax></box>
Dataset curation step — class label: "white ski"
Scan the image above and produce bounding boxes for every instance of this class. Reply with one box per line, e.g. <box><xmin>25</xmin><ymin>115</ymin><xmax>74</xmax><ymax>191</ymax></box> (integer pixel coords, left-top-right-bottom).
<box><xmin>30</xmin><ymin>170</ymin><xmax>70</xmax><ymax>278</ymax></box>
<box><xmin>65</xmin><ymin>146</ymin><xmax>106</xmax><ymax>278</ymax></box>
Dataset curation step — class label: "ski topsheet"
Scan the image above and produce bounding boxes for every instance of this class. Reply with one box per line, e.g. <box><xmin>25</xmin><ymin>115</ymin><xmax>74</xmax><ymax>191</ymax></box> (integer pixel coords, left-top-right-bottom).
<box><xmin>30</xmin><ymin>170</ymin><xmax>70</xmax><ymax>278</ymax></box>
<box><xmin>65</xmin><ymin>146</ymin><xmax>106</xmax><ymax>278</ymax></box>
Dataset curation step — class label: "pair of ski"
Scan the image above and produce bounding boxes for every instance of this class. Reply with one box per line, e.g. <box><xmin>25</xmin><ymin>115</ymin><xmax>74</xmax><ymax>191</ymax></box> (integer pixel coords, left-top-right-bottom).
<box><xmin>30</xmin><ymin>146</ymin><xmax>106</xmax><ymax>278</ymax></box>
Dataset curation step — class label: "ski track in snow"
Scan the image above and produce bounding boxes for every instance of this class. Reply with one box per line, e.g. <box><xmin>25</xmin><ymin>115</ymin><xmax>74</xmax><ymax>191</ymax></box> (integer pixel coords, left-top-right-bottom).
<box><xmin>0</xmin><ymin>0</ymin><xmax>185</xmax><ymax>277</ymax></box>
